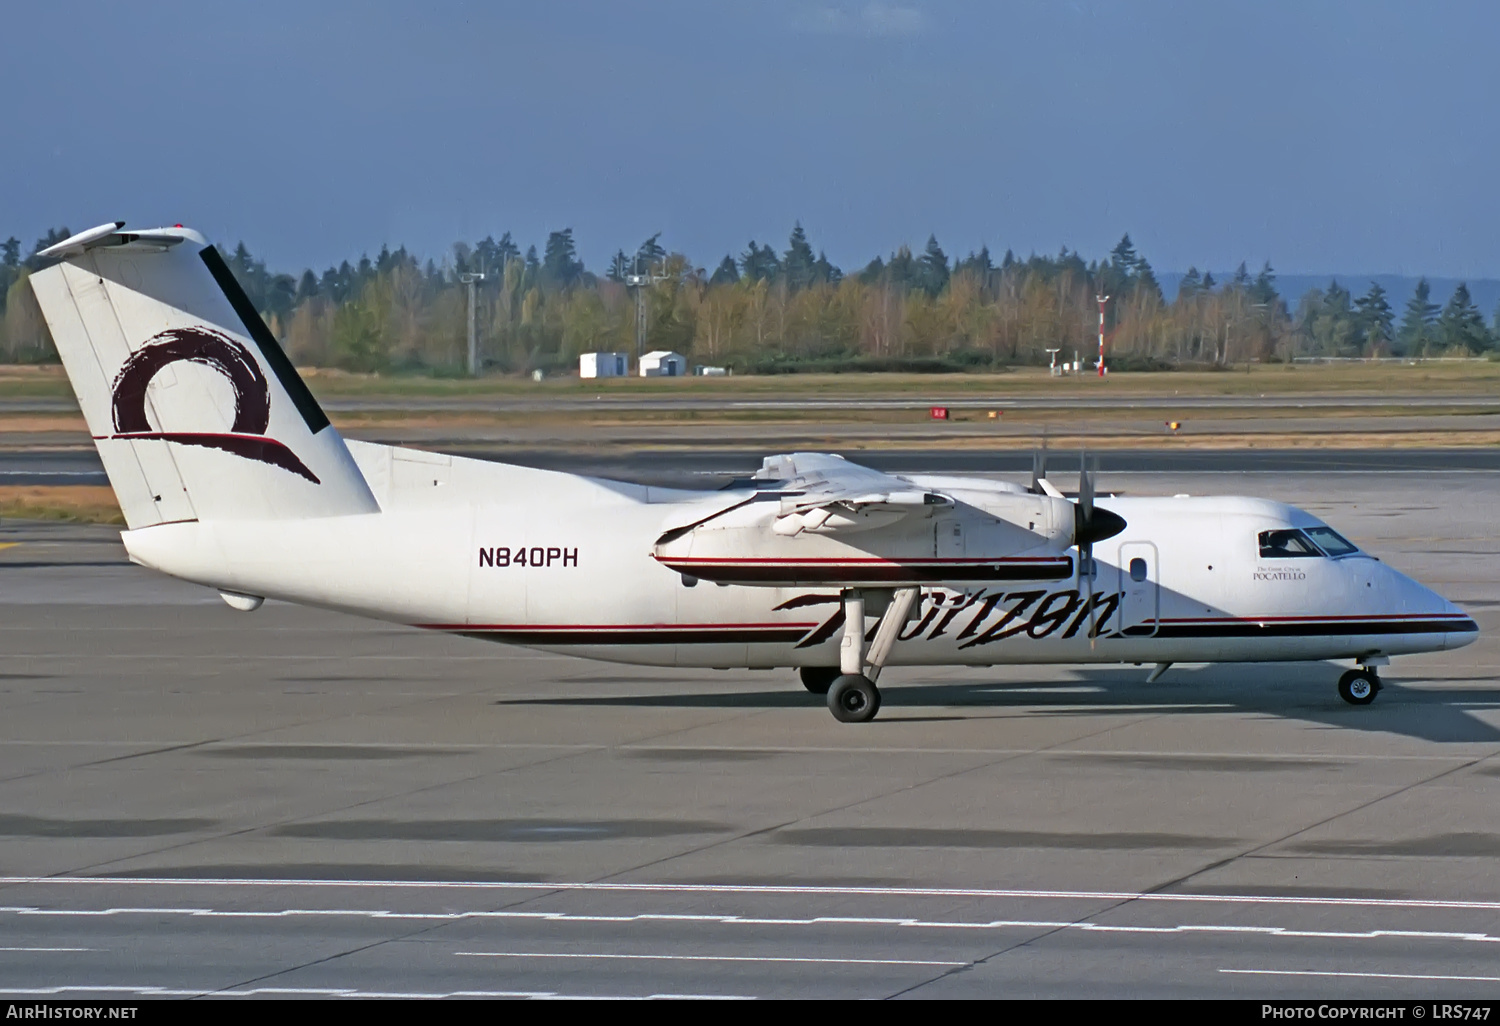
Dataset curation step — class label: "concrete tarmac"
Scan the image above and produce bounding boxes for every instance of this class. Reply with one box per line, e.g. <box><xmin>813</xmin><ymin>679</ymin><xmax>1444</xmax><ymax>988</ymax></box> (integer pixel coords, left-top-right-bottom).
<box><xmin>6</xmin><ymin>393</ymin><xmax>1500</xmax><ymax>414</ymax></box>
<box><xmin>0</xmin><ymin>472</ymin><xmax>1498</xmax><ymax>999</ymax></box>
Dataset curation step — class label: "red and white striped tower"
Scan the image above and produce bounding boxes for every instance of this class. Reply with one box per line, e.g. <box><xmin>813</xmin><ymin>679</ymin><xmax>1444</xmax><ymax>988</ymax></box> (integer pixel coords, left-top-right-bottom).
<box><xmin>1096</xmin><ymin>293</ymin><xmax>1110</xmax><ymax>377</ymax></box>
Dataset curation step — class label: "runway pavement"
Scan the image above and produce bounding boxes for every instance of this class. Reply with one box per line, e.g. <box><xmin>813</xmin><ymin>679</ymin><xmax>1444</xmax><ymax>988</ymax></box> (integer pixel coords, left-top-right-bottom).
<box><xmin>1</xmin><ymin>471</ymin><xmax>1499</xmax><ymax>999</ymax></box>
<box><xmin>6</xmin><ymin>393</ymin><xmax>1500</xmax><ymax>414</ymax></box>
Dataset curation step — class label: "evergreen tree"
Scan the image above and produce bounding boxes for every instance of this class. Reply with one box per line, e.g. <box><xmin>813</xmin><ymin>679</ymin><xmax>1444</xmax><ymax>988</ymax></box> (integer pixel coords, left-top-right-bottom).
<box><xmin>1231</xmin><ymin>262</ymin><xmax>1250</xmax><ymax>289</ymax></box>
<box><xmin>474</xmin><ymin>233</ymin><xmax>518</xmax><ymax>274</ymax></box>
<box><xmin>955</xmin><ymin>244</ymin><xmax>994</xmax><ymax>279</ymax></box>
<box><xmin>636</xmin><ymin>233</ymin><xmax>666</xmax><ymax>266</ymax></box>
<box><xmin>542</xmin><ymin>228</ymin><xmax>585</xmax><ymax>288</ymax></box>
<box><xmin>495</xmin><ymin>232</ymin><xmax>520</xmax><ymax>266</ymax></box>
<box><xmin>709</xmin><ymin>255</ymin><xmax>739</xmax><ymax>286</ymax></box>
<box><xmin>738</xmin><ymin>240</ymin><xmax>779</xmax><ymax>282</ymax></box>
<box><xmin>0</xmin><ymin>237</ymin><xmax>19</xmax><ymax>316</ymax></box>
<box><xmin>1354</xmin><ymin>282</ymin><xmax>1394</xmax><ymax>351</ymax></box>
<box><xmin>523</xmin><ymin>246</ymin><xmax>540</xmax><ymax>277</ymax></box>
<box><xmin>1105</xmin><ymin>234</ymin><xmax>1142</xmax><ymax>296</ymax></box>
<box><xmin>917</xmin><ymin>235</ymin><xmax>949</xmax><ymax>296</ymax></box>
<box><xmin>782</xmin><ymin>222</ymin><xmax>817</xmax><ymax>291</ymax></box>
<box><xmin>1200</xmin><ymin>271</ymin><xmax>1216</xmax><ymax>292</ymax></box>
<box><xmin>886</xmin><ymin>245</ymin><xmax>918</xmax><ymax>291</ymax></box>
<box><xmin>1437</xmin><ymin>282</ymin><xmax>1490</xmax><ymax>352</ymax></box>
<box><xmin>1135</xmin><ymin>258</ymin><xmax>1164</xmax><ymax>303</ymax></box>
<box><xmin>813</xmin><ymin>251</ymin><xmax>840</xmax><ymax>285</ymax></box>
<box><xmin>1398</xmin><ymin>277</ymin><xmax>1439</xmax><ymax>352</ymax></box>
<box><xmin>858</xmin><ymin>256</ymin><xmax>885</xmax><ymax>284</ymax></box>
<box><xmin>1109</xmin><ymin>234</ymin><xmax>1139</xmax><ymax>277</ymax></box>
<box><xmin>1178</xmin><ymin>267</ymin><xmax>1202</xmax><ymax>302</ymax></box>
<box><xmin>1000</xmin><ymin>248</ymin><xmax>1016</xmax><ymax>271</ymax></box>
<box><xmin>295</xmin><ymin>270</ymin><xmax>318</xmax><ymax>303</ymax></box>
<box><xmin>1249</xmin><ymin>261</ymin><xmax>1278</xmax><ymax>307</ymax></box>
<box><xmin>606</xmin><ymin>250</ymin><xmax>630</xmax><ymax>283</ymax></box>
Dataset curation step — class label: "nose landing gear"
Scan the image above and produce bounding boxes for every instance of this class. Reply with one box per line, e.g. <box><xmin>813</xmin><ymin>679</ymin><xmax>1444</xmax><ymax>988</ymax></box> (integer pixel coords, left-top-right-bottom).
<box><xmin>1337</xmin><ymin>667</ymin><xmax>1382</xmax><ymax>705</ymax></box>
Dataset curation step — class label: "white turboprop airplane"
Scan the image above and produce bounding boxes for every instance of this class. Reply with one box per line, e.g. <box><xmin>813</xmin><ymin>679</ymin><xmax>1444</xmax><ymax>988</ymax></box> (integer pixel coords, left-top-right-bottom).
<box><xmin>29</xmin><ymin>222</ymin><xmax>1478</xmax><ymax>722</ymax></box>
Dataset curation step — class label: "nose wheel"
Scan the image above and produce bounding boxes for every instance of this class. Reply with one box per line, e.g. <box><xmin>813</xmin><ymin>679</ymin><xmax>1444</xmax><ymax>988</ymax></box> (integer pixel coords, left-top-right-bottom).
<box><xmin>1338</xmin><ymin>668</ymin><xmax>1381</xmax><ymax>705</ymax></box>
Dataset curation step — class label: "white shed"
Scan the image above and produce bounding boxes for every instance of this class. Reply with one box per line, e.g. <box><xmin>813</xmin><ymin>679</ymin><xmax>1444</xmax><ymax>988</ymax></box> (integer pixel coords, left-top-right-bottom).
<box><xmin>639</xmin><ymin>350</ymin><xmax>686</xmax><ymax>377</ymax></box>
<box><xmin>580</xmin><ymin>351</ymin><xmax>629</xmax><ymax>378</ymax></box>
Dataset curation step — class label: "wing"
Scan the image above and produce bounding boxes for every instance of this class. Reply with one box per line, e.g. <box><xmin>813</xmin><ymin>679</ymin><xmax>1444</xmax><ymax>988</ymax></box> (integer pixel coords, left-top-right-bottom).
<box><xmin>678</xmin><ymin>453</ymin><xmax>954</xmax><ymax>540</ymax></box>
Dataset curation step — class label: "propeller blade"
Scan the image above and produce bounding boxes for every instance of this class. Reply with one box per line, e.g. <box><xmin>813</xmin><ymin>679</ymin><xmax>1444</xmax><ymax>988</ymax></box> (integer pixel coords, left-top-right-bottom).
<box><xmin>1086</xmin><ymin>541</ymin><xmax>1097</xmax><ymax>650</ymax></box>
<box><xmin>1079</xmin><ymin>450</ymin><xmax>1094</xmax><ymax>522</ymax></box>
<box><xmin>1030</xmin><ymin>432</ymin><xmax>1049</xmax><ymax>494</ymax></box>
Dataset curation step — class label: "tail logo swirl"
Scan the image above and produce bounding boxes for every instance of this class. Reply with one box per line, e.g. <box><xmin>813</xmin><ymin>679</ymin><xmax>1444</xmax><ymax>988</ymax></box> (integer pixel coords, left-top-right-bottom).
<box><xmin>107</xmin><ymin>327</ymin><xmax>321</xmax><ymax>483</ymax></box>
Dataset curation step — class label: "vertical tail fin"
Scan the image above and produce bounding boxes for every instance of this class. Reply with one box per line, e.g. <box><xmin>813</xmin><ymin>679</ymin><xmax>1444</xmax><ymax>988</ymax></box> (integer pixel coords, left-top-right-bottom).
<box><xmin>29</xmin><ymin>222</ymin><xmax>378</xmax><ymax>527</ymax></box>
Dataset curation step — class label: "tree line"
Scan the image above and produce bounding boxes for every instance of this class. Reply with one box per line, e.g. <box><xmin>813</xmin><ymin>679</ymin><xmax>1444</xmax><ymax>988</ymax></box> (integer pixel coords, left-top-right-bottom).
<box><xmin>3</xmin><ymin>224</ymin><xmax>1498</xmax><ymax>373</ymax></box>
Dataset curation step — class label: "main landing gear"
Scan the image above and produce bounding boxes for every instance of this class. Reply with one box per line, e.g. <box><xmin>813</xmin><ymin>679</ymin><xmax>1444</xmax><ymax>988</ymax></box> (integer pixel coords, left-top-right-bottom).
<box><xmin>1338</xmin><ymin>668</ymin><xmax>1381</xmax><ymax>706</ymax></box>
<box><xmin>810</xmin><ymin>587</ymin><xmax>920</xmax><ymax>723</ymax></box>
<box><xmin>799</xmin><ymin>667</ymin><xmax>838</xmax><ymax>694</ymax></box>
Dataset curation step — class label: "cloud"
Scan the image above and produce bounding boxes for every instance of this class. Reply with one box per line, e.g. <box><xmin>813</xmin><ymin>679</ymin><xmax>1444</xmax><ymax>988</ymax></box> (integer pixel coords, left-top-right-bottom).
<box><xmin>795</xmin><ymin>3</ymin><xmax>927</xmax><ymax>38</ymax></box>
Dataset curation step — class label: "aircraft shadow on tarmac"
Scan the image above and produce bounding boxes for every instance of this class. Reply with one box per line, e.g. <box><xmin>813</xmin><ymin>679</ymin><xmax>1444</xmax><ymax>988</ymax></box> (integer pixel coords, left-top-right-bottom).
<box><xmin>500</xmin><ymin>662</ymin><xmax>1500</xmax><ymax>744</ymax></box>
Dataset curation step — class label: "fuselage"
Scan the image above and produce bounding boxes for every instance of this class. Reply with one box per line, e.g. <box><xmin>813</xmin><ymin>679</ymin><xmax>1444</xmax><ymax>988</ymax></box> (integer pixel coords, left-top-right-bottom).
<box><xmin>118</xmin><ymin>443</ymin><xmax>1478</xmax><ymax>672</ymax></box>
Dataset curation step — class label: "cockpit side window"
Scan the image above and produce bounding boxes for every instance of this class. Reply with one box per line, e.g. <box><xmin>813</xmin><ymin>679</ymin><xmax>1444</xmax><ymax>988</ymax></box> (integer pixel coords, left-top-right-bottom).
<box><xmin>1258</xmin><ymin>529</ymin><xmax>1322</xmax><ymax>558</ymax></box>
<box><xmin>1305</xmin><ymin>526</ymin><xmax>1360</xmax><ymax>557</ymax></box>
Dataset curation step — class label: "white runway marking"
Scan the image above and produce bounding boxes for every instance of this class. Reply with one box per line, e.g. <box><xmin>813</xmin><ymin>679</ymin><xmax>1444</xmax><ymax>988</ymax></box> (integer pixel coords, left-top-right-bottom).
<box><xmin>0</xmin><ymin>946</ymin><xmax>93</xmax><ymax>952</ymax></box>
<box><xmin>7</xmin><ymin>876</ymin><xmax>1500</xmax><ymax>913</ymax></box>
<box><xmin>1</xmin><ymin>905</ymin><xmax>1495</xmax><ymax>946</ymax></box>
<box><xmin>1222</xmin><ymin>969</ymin><xmax>1500</xmax><ymax>983</ymax></box>
<box><xmin>454</xmin><ymin>951</ymin><xmax>964</xmax><ymax>966</ymax></box>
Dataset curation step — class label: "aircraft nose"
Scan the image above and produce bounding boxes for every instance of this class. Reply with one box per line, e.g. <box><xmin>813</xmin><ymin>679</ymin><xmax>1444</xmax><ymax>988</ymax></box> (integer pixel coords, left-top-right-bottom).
<box><xmin>1417</xmin><ymin>577</ymin><xmax>1478</xmax><ymax>650</ymax></box>
<box><xmin>1383</xmin><ymin>563</ymin><xmax>1478</xmax><ymax>650</ymax></box>
<box><xmin>1441</xmin><ymin>596</ymin><xmax>1480</xmax><ymax>651</ymax></box>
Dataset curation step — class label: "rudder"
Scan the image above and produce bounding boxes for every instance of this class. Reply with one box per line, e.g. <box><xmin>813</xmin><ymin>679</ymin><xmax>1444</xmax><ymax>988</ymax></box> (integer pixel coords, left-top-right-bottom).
<box><xmin>29</xmin><ymin>222</ymin><xmax>379</xmax><ymax>527</ymax></box>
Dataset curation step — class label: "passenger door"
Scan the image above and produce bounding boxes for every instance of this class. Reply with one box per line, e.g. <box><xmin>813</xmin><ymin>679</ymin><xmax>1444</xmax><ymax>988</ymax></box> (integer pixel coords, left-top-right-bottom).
<box><xmin>1116</xmin><ymin>541</ymin><xmax>1159</xmax><ymax>636</ymax></box>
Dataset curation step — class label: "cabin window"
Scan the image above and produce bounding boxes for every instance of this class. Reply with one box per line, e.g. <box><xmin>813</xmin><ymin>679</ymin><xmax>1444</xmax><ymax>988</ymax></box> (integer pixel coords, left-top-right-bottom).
<box><xmin>1258</xmin><ymin>529</ymin><xmax>1322</xmax><ymax>559</ymax></box>
<box><xmin>1305</xmin><ymin>526</ymin><xmax>1359</xmax><ymax>557</ymax></box>
<box><xmin>1129</xmin><ymin>557</ymin><xmax>1148</xmax><ymax>582</ymax></box>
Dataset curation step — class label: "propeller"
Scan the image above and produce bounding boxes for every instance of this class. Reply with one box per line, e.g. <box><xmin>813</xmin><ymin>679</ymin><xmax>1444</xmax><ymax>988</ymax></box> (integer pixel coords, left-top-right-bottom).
<box><xmin>1029</xmin><ymin>433</ymin><xmax>1049</xmax><ymax>495</ymax></box>
<box><xmin>1073</xmin><ymin>450</ymin><xmax>1127</xmax><ymax>646</ymax></box>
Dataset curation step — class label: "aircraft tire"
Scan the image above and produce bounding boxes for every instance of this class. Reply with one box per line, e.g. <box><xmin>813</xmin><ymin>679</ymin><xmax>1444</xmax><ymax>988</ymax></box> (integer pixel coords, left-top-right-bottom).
<box><xmin>799</xmin><ymin>666</ymin><xmax>840</xmax><ymax>694</ymax></box>
<box><xmin>827</xmin><ymin>674</ymin><xmax>881</xmax><ymax>723</ymax></box>
<box><xmin>1338</xmin><ymin>669</ymin><xmax>1379</xmax><ymax>706</ymax></box>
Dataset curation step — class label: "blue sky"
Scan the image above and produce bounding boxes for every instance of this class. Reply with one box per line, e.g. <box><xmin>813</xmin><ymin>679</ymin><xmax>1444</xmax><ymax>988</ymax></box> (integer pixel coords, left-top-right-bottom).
<box><xmin>3</xmin><ymin>1</ymin><xmax>1497</xmax><ymax>278</ymax></box>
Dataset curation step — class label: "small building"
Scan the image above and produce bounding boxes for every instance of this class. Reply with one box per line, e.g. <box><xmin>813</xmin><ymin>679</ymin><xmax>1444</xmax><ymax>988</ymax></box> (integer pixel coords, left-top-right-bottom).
<box><xmin>580</xmin><ymin>351</ymin><xmax>629</xmax><ymax>378</ymax></box>
<box><xmin>694</xmin><ymin>365</ymin><xmax>728</xmax><ymax>376</ymax></box>
<box><xmin>639</xmin><ymin>350</ymin><xmax>686</xmax><ymax>377</ymax></box>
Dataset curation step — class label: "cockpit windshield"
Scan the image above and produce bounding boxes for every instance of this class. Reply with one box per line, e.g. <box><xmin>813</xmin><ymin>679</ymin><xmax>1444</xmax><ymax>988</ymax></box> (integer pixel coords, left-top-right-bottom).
<box><xmin>1258</xmin><ymin>529</ymin><xmax>1322</xmax><ymax>558</ymax></box>
<box><xmin>1305</xmin><ymin>525</ymin><xmax>1360</xmax><ymax>557</ymax></box>
<box><xmin>1258</xmin><ymin>527</ymin><xmax>1362</xmax><ymax>559</ymax></box>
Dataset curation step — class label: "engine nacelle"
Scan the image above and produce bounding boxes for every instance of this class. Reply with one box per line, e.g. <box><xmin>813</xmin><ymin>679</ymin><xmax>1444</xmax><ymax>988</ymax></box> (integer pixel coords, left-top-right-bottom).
<box><xmin>653</xmin><ymin>490</ymin><xmax>1077</xmax><ymax>587</ymax></box>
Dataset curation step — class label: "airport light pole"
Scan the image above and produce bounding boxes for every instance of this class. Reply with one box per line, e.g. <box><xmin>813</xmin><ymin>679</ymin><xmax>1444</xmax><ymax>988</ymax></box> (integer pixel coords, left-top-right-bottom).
<box><xmin>459</xmin><ymin>271</ymin><xmax>485</xmax><ymax>376</ymax></box>
<box><xmin>624</xmin><ymin>255</ymin><xmax>668</xmax><ymax>365</ymax></box>
<box><xmin>1096</xmin><ymin>293</ymin><xmax>1110</xmax><ymax>377</ymax></box>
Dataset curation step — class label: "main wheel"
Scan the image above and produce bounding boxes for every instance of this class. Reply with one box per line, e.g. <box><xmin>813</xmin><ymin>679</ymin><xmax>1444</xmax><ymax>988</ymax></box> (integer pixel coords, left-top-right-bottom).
<box><xmin>1338</xmin><ymin>669</ymin><xmax>1379</xmax><ymax>705</ymax></box>
<box><xmin>799</xmin><ymin>666</ymin><xmax>840</xmax><ymax>694</ymax></box>
<box><xmin>827</xmin><ymin>674</ymin><xmax>881</xmax><ymax>723</ymax></box>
